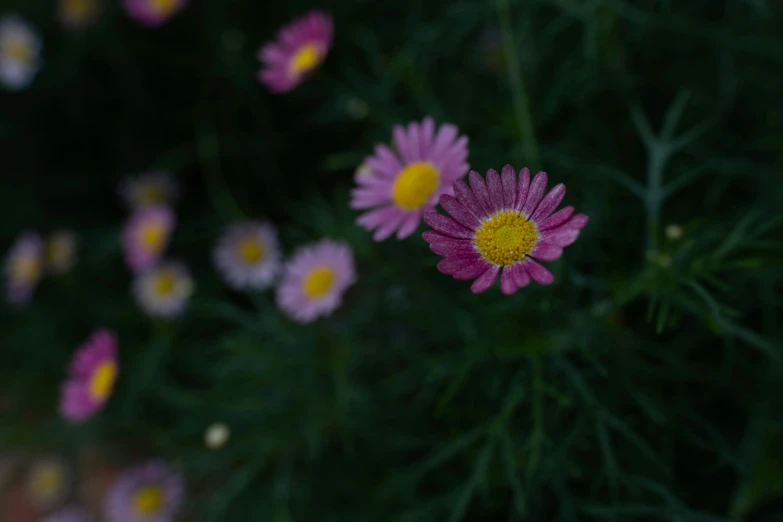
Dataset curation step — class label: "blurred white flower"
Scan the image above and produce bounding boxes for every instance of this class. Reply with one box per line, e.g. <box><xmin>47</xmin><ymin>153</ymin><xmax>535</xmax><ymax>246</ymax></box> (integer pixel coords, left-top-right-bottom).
<box><xmin>0</xmin><ymin>15</ymin><xmax>41</xmax><ymax>90</ymax></box>
<box><xmin>205</xmin><ymin>423</ymin><xmax>231</xmax><ymax>450</ymax></box>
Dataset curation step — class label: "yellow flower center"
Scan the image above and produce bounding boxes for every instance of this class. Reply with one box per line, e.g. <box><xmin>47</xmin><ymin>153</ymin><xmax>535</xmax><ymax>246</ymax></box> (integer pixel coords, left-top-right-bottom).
<box><xmin>237</xmin><ymin>237</ymin><xmax>264</xmax><ymax>264</ymax></box>
<box><xmin>63</xmin><ymin>0</ymin><xmax>97</xmax><ymax>19</ymax></box>
<box><xmin>392</xmin><ymin>162</ymin><xmax>440</xmax><ymax>210</ymax></box>
<box><xmin>30</xmin><ymin>465</ymin><xmax>63</xmax><ymax>498</ymax></box>
<box><xmin>153</xmin><ymin>272</ymin><xmax>177</xmax><ymax>296</ymax></box>
<box><xmin>89</xmin><ymin>360</ymin><xmax>117</xmax><ymax>401</ymax></box>
<box><xmin>288</xmin><ymin>43</ymin><xmax>322</xmax><ymax>77</ymax></box>
<box><xmin>133</xmin><ymin>485</ymin><xmax>164</xmax><ymax>516</ymax></box>
<box><xmin>139</xmin><ymin>185</ymin><xmax>165</xmax><ymax>205</ymax></box>
<box><xmin>150</xmin><ymin>0</ymin><xmax>178</xmax><ymax>15</ymax></box>
<box><xmin>12</xmin><ymin>255</ymin><xmax>41</xmax><ymax>285</ymax></box>
<box><xmin>3</xmin><ymin>36</ymin><xmax>32</xmax><ymax>64</ymax></box>
<box><xmin>303</xmin><ymin>267</ymin><xmax>335</xmax><ymax>298</ymax></box>
<box><xmin>473</xmin><ymin>210</ymin><xmax>539</xmax><ymax>266</ymax></box>
<box><xmin>141</xmin><ymin>222</ymin><xmax>166</xmax><ymax>251</ymax></box>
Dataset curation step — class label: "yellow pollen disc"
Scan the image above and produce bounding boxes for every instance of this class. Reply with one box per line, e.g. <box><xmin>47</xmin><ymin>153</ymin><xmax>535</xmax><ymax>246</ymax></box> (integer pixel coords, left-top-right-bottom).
<box><xmin>3</xmin><ymin>36</ymin><xmax>32</xmax><ymax>64</ymax></box>
<box><xmin>303</xmin><ymin>267</ymin><xmax>335</xmax><ymax>298</ymax></box>
<box><xmin>392</xmin><ymin>162</ymin><xmax>440</xmax><ymax>210</ymax></box>
<box><xmin>150</xmin><ymin>0</ymin><xmax>178</xmax><ymax>15</ymax></box>
<box><xmin>237</xmin><ymin>237</ymin><xmax>264</xmax><ymax>264</ymax></box>
<box><xmin>12</xmin><ymin>256</ymin><xmax>41</xmax><ymax>284</ymax></box>
<box><xmin>133</xmin><ymin>485</ymin><xmax>164</xmax><ymax>516</ymax></box>
<box><xmin>288</xmin><ymin>43</ymin><xmax>322</xmax><ymax>77</ymax></box>
<box><xmin>31</xmin><ymin>465</ymin><xmax>63</xmax><ymax>497</ymax></box>
<box><xmin>154</xmin><ymin>272</ymin><xmax>176</xmax><ymax>296</ymax></box>
<box><xmin>473</xmin><ymin>209</ymin><xmax>539</xmax><ymax>266</ymax></box>
<box><xmin>89</xmin><ymin>360</ymin><xmax>117</xmax><ymax>401</ymax></box>
<box><xmin>141</xmin><ymin>222</ymin><xmax>166</xmax><ymax>251</ymax></box>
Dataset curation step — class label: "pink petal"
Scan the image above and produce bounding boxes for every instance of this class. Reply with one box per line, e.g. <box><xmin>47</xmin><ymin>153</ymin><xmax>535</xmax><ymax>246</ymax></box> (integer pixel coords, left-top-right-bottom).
<box><xmin>423</xmin><ymin>211</ymin><xmax>473</xmax><ymax>239</ymax></box>
<box><xmin>525</xmin><ymin>259</ymin><xmax>555</xmax><ymax>285</ymax></box>
<box><xmin>439</xmin><ymin>194</ymin><xmax>480</xmax><ymax>229</ymax></box>
<box><xmin>452</xmin><ymin>180</ymin><xmax>486</xmax><ymax>222</ymax></box>
<box><xmin>437</xmin><ymin>253</ymin><xmax>482</xmax><ymax>275</ymax></box>
<box><xmin>396</xmin><ymin>212</ymin><xmax>421</xmax><ymax>239</ymax></box>
<box><xmin>393</xmin><ymin>125</ymin><xmax>415</xmax><ymax>164</ymax></box>
<box><xmin>486</xmin><ymin>169</ymin><xmax>505</xmax><ymax>213</ymax></box>
<box><xmin>514</xmin><ymin>168</ymin><xmax>531</xmax><ymax>211</ymax></box>
<box><xmin>408</xmin><ymin>121</ymin><xmax>421</xmax><ymax>161</ymax></box>
<box><xmin>470</xmin><ymin>265</ymin><xmax>500</xmax><ymax>293</ymax></box>
<box><xmin>421</xmin><ymin>117</ymin><xmax>435</xmax><ymax>153</ymax></box>
<box><xmin>501</xmin><ymin>165</ymin><xmax>517</xmax><ymax>209</ymax></box>
<box><xmin>511</xmin><ymin>263</ymin><xmax>531</xmax><ymax>288</ymax></box>
<box><xmin>538</xmin><ymin>206</ymin><xmax>574</xmax><ymax>231</ymax></box>
<box><xmin>522</xmin><ymin>171</ymin><xmax>548</xmax><ymax>217</ymax></box>
<box><xmin>357</xmin><ymin>205</ymin><xmax>399</xmax><ymax>229</ymax></box>
<box><xmin>373</xmin><ymin>211</ymin><xmax>408</xmax><ymax>241</ymax></box>
<box><xmin>430</xmin><ymin>124</ymin><xmax>458</xmax><ymax>160</ymax></box>
<box><xmin>531</xmin><ymin>242</ymin><xmax>563</xmax><ymax>261</ymax></box>
<box><xmin>454</xmin><ymin>259</ymin><xmax>491</xmax><ymax>280</ymax></box>
<box><xmin>469</xmin><ymin>170</ymin><xmax>492</xmax><ymax>215</ymax></box>
<box><xmin>500</xmin><ymin>266</ymin><xmax>518</xmax><ymax>295</ymax></box>
<box><xmin>423</xmin><ymin>231</ymin><xmax>476</xmax><ymax>256</ymax></box>
<box><xmin>532</xmin><ymin>183</ymin><xmax>566</xmax><ymax>222</ymax></box>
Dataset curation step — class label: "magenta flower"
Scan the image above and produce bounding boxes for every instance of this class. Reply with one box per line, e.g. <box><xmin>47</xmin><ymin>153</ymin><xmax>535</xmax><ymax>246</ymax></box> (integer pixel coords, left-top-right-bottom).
<box><xmin>351</xmin><ymin>117</ymin><xmax>470</xmax><ymax>241</ymax></box>
<box><xmin>423</xmin><ymin>165</ymin><xmax>588</xmax><ymax>295</ymax></box>
<box><xmin>122</xmin><ymin>206</ymin><xmax>175</xmax><ymax>273</ymax></box>
<box><xmin>214</xmin><ymin>221</ymin><xmax>281</xmax><ymax>290</ymax></box>
<box><xmin>122</xmin><ymin>0</ymin><xmax>189</xmax><ymax>27</ymax></box>
<box><xmin>258</xmin><ymin>10</ymin><xmax>333</xmax><ymax>93</ymax></box>
<box><xmin>276</xmin><ymin>239</ymin><xmax>356</xmax><ymax>323</ymax></box>
<box><xmin>59</xmin><ymin>329</ymin><xmax>118</xmax><ymax>424</ymax></box>
<box><xmin>3</xmin><ymin>231</ymin><xmax>44</xmax><ymax>305</ymax></box>
<box><xmin>105</xmin><ymin>461</ymin><xmax>183</xmax><ymax>522</ymax></box>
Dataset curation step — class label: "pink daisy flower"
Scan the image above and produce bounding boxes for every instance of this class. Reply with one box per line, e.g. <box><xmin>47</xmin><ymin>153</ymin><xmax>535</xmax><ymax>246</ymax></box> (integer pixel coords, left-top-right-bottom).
<box><xmin>122</xmin><ymin>0</ymin><xmax>189</xmax><ymax>27</ymax></box>
<box><xmin>213</xmin><ymin>221</ymin><xmax>281</xmax><ymax>290</ymax></box>
<box><xmin>105</xmin><ymin>460</ymin><xmax>183</xmax><ymax>522</ymax></box>
<box><xmin>351</xmin><ymin>117</ymin><xmax>470</xmax><ymax>241</ymax></box>
<box><xmin>422</xmin><ymin>165</ymin><xmax>588</xmax><ymax>295</ymax></box>
<box><xmin>59</xmin><ymin>329</ymin><xmax>118</xmax><ymax>424</ymax></box>
<box><xmin>122</xmin><ymin>206</ymin><xmax>175</xmax><ymax>273</ymax></box>
<box><xmin>3</xmin><ymin>231</ymin><xmax>44</xmax><ymax>305</ymax></box>
<box><xmin>132</xmin><ymin>260</ymin><xmax>193</xmax><ymax>318</ymax></box>
<box><xmin>118</xmin><ymin>171</ymin><xmax>178</xmax><ymax>211</ymax></box>
<box><xmin>257</xmin><ymin>10</ymin><xmax>333</xmax><ymax>93</ymax></box>
<box><xmin>276</xmin><ymin>239</ymin><xmax>356</xmax><ymax>323</ymax></box>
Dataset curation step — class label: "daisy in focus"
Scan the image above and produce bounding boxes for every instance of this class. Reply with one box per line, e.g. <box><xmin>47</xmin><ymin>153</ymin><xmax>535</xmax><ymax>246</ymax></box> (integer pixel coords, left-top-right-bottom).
<box><xmin>105</xmin><ymin>461</ymin><xmax>183</xmax><ymax>522</ymax></box>
<box><xmin>60</xmin><ymin>329</ymin><xmax>118</xmax><ymax>424</ymax></box>
<box><xmin>214</xmin><ymin>221</ymin><xmax>281</xmax><ymax>290</ymax></box>
<box><xmin>351</xmin><ymin>117</ymin><xmax>470</xmax><ymax>241</ymax></box>
<box><xmin>46</xmin><ymin>231</ymin><xmax>78</xmax><ymax>275</ymax></box>
<box><xmin>122</xmin><ymin>0</ymin><xmax>189</xmax><ymax>27</ymax></box>
<box><xmin>0</xmin><ymin>16</ymin><xmax>41</xmax><ymax>90</ymax></box>
<box><xmin>423</xmin><ymin>165</ymin><xmax>588</xmax><ymax>295</ymax></box>
<box><xmin>276</xmin><ymin>239</ymin><xmax>356</xmax><ymax>323</ymax></box>
<box><xmin>119</xmin><ymin>171</ymin><xmax>178</xmax><ymax>211</ymax></box>
<box><xmin>59</xmin><ymin>0</ymin><xmax>100</xmax><ymax>30</ymax></box>
<box><xmin>258</xmin><ymin>10</ymin><xmax>333</xmax><ymax>93</ymax></box>
<box><xmin>25</xmin><ymin>457</ymin><xmax>69</xmax><ymax>510</ymax></box>
<box><xmin>43</xmin><ymin>506</ymin><xmax>93</xmax><ymax>522</ymax></box>
<box><xmin>123</xmin><ymin>206</ymin><xmax>175</xmax><ymax>273</ymax></box>
<box><xmin>4</xmin><ymin>231</ymin><xmax>43</xmax><ymax>305</ymax></box>
<box><xmin>133</xmin><ymin>260</ymin><xmax>193</xmax><ymax>318</ymax></box>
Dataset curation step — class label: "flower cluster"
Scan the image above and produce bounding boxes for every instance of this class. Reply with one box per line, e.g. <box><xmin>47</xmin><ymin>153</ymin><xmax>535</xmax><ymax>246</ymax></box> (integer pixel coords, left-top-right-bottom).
<box><xmin>3</xmin><ymin>231</ymin><xmax>79</xmax><ymax>305</ymax></box>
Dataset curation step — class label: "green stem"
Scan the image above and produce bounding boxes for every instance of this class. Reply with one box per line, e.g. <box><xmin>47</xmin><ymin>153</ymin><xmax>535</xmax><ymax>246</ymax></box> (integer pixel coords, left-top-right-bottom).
<box><xmin>645</xmin><ymin>145</ymin><xmax>669</xmax><ymax>254</ymax></box>
<box><xmin>497</xmin><ymin>0</ymin><xmax>541</xmax><ymax>169</ymax></box>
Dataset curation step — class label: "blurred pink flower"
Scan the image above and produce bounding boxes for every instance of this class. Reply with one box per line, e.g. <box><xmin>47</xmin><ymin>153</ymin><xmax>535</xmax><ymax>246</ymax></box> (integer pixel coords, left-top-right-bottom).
<box><xmin>351</xmin><ymin>117</ymin><xmax>470</xmax><ymax>241</ymax></box>
<box><xmin>3</xmin><ymin>231</ymin><xmax>44</xmax><ymax>305</ymax></box>
<box><xmin>59</xmin><ymin>329</ymin><xmax>118</xmax><ymax>424</ymax></box>
<box><xmin>258</xmin><ymin>10</ymin><xmax>333</xmax><ymax>93</ymax></box>
<box><xmin>122</xmin><ymin>0</ymin><xmax>189</xmax><ymax>27</ymax></box>
<box><xmin>122</xmin><ymin>206</ymin><xmax>175</xmax><ymax>273</ymax></box>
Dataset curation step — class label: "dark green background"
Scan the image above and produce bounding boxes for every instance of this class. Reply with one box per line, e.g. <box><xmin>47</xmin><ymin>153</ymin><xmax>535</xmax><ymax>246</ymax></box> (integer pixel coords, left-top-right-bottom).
<box><xmin>1</xmin><ymin>0</ymin><xmax>782</xmax><ymax>521</ymax></box>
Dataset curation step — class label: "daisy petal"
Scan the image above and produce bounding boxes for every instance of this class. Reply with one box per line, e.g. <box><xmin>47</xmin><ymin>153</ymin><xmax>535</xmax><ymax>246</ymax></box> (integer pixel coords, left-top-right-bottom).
<box><xmin>423</xmin><ymin>211</ymin><xmax>473</xmax><ymax>239</ymax></box>
<box><xmin>514</xmin><ymin>167</ymin><xmax>531</xmax><ymax>211</ymax></box>
<box><xmin>538</xmin><ymin>206</ymin><xmax>574</xmax><ymax>231</ymax></box>
<box><xmin>511</xmin><ymin>262</ymin><xmax>531</xmax><ymax>288</ymax></box>
<box><xmin>500</xmin><ymin>266</ymin><xmax>518</xmax><ymax>295</ymax></box>
<box><xmin>470</xmin><ymin>265</ymin><xmax>500</xmax><ymax>293</ymax></box>
<box><xmin>531</xmin><ymin>242</ymin><xmax>563</xmax><ymax>261</ymax></box>
<box><xmin>522</xmin><ymin>171</ymin><xmax>548</xmax><ymax>217</ymax></box>
<box><xmin>469</xmin><ymin>170</ymin><xmax>492</xmax><ymax>215</ymax></box>
<box><xmin>532</xmin><ymin>183</ymin><xmax>566</xmax><ymax>222</ymax></box>
<box><xmin>501</xmin><ymin>164</ymin><xmax>517</xmax><ymax>209</ymax></box>
<box><xmin>440</xmin><ymin>194</ymin><xmax>481</xmax><ymax>229</ymax></box>
<box><xmin>486</xmin><ymin>169</ymin><xmax>504</xmax><ymax>213</ymax></box>
<box><xmin>525</xmin><ymin>259</ymin><xmax>555</xmax><ymax>285</ymax></box>
<box><xmin>452</xmin><ymin>180</ymin><xmax>486</xmax><ymax>222</ymax></box>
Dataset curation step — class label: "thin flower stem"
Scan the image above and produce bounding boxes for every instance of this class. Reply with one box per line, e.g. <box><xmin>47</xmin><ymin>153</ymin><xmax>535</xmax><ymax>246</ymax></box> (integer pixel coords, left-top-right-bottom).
<box><xmin>496</xmin><ymin>0</ymin><xmax>541</xmax><ymax>170</ymax></box>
